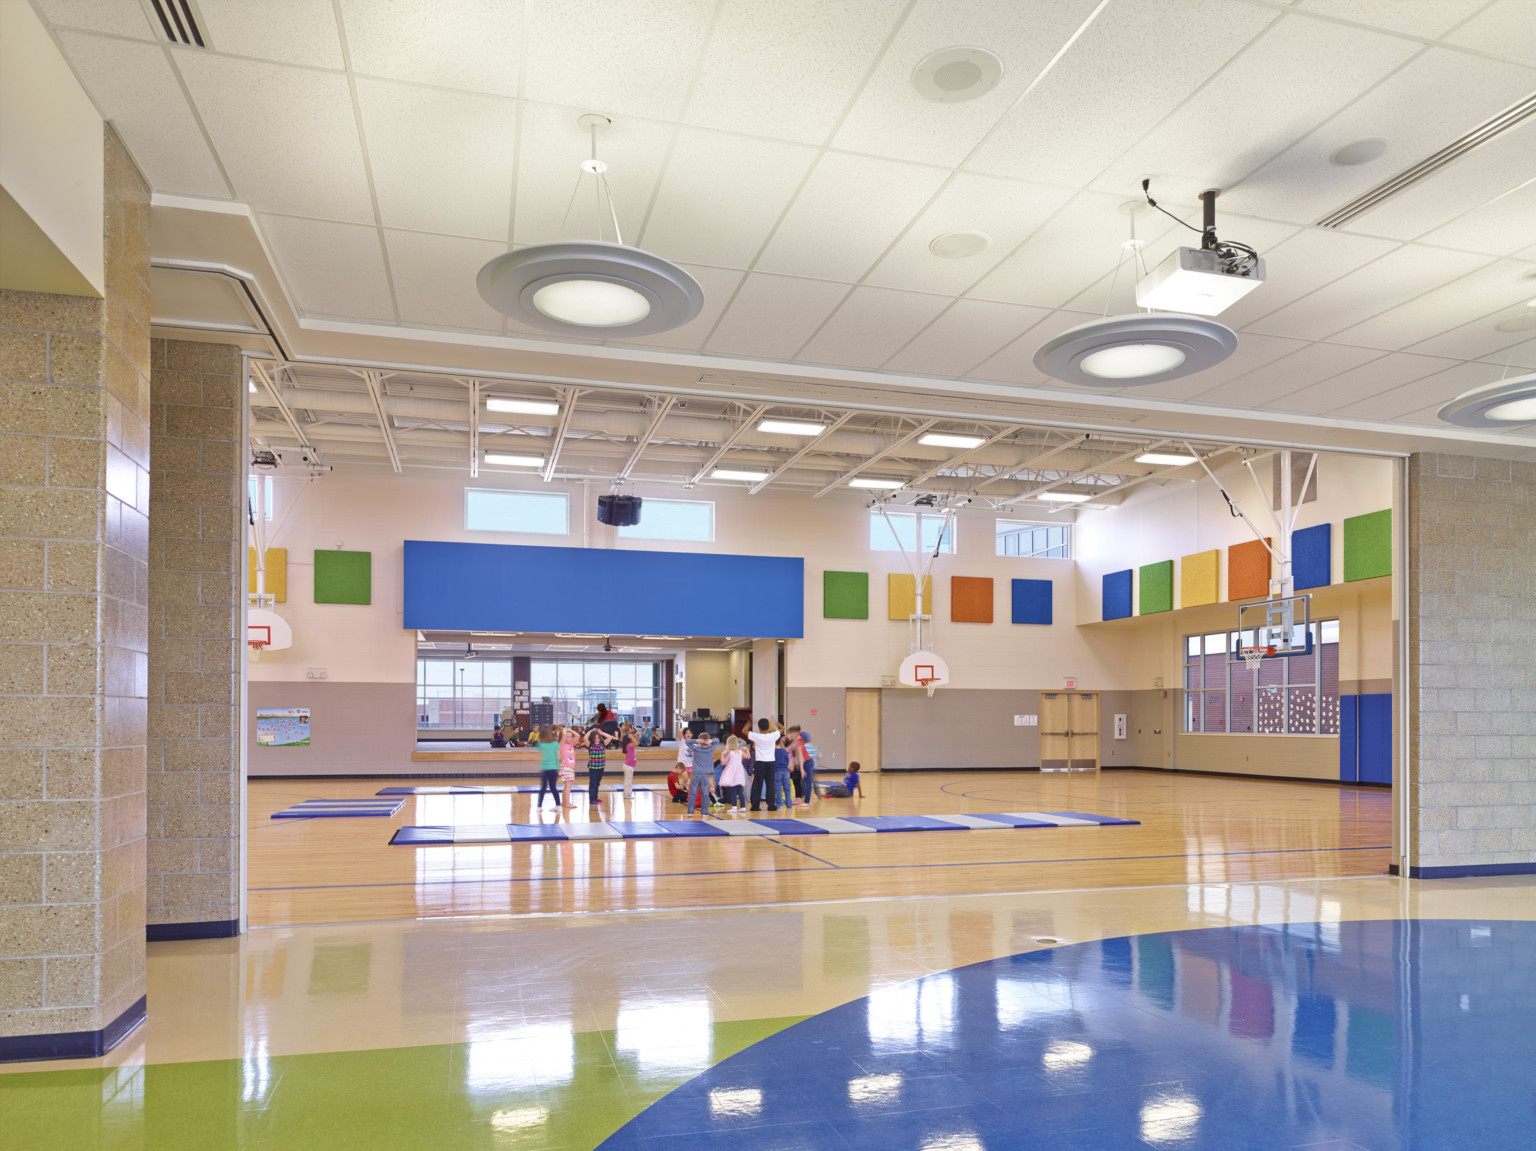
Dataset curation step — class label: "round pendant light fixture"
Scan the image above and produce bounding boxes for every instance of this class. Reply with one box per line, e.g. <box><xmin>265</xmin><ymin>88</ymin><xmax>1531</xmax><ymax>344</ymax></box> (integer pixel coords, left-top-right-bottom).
<box><xmin>1436</xmin><ymin>373</ymin><xmax>1536</xmax><ymax>428</ymax></box>
<box><xmin>476</xmin><ymin>115</ymin><xmax>704</xmax><ymax>338</ymax></box>
<box><xmin>1033</xmin><ymin>313</ymin><xmax>1238</xmax><ymax>387</ymax></box>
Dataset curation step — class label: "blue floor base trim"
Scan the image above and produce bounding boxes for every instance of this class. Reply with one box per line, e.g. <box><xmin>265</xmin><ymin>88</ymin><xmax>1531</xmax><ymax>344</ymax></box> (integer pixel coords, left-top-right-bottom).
<box><xmin>146</xmin><ymin>919</ymin><xmax>239</xmax><ymax>942</ymax></box>
<box><xmin>1407</xmin><ymin>861</ymin><xmax>1536</xmax><ymax>878</ymax></box>
<box><xmin>377</xmin><ymin>784</ymin><xmax>652</xmax><ymax>796</ymax></box>
<box><xmin>597</xmin><ymin>920</ymin><xmax>1536</xmax><ymax>1151</ymax></box>
<box><xmin>388</xmin><ymin>811</ymin><xmax>1139</xmax><ymax>846</ymax></box>
<box><xmin>271</xmin><ymin>798</ymin><xmax>405</xmax><ymax>819</ymax></box>
<box><xmin>0</xmin><ymin>995</ymin><xmax>146</xmax><ymax>1063</ymax></box>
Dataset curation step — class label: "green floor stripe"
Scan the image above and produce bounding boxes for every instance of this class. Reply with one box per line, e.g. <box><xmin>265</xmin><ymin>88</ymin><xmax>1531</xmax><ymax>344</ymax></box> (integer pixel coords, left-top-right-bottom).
<box><xmin>0</xmin><ymin>1014</ymin><xmax>809</xmax><ymax>1151</ymax></box>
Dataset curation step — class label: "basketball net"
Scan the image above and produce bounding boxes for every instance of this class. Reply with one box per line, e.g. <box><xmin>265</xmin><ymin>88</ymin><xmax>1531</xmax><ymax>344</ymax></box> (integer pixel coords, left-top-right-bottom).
<box><xmin>248</xmin><ymin>639</ymin><xmax>267</xmax><ymax>660</ymax></box>
<box><xmin>919</xmin><ymin>678</ymin><xmax>937</xmax><ymax>698</ymax></box>
<box><xmin>1240</xmin><ymin>646</ymin><xmax>1268</xmax><ymax>672</ymax></box>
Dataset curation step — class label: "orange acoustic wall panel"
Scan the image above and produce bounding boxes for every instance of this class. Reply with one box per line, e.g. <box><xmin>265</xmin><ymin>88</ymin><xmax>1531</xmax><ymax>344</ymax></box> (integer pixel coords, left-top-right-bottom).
<box><xmin>1227</xmin><ymin>538</ymin><xmax>1272</xmax><ymax>601</ymax></box>
<box><xmin>950</xmin><ymin>576</ymin><xmax>994</xmax><ymax>623</ymax></box>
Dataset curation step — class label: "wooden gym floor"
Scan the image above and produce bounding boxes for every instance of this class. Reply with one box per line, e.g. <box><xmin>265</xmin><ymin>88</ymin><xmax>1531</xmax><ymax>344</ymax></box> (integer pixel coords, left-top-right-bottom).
<box><xmin>247</xmin><ymin>769</ymin><xmax>1392</xmax><ymax>927</ymax></box>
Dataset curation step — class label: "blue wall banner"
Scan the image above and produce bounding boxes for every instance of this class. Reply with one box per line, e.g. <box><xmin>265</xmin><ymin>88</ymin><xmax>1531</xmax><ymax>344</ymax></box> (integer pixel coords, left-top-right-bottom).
<box><xmin>403</xmin><ymin>540</ymin><xmax>804</xmax><ymax>637</ymax></box>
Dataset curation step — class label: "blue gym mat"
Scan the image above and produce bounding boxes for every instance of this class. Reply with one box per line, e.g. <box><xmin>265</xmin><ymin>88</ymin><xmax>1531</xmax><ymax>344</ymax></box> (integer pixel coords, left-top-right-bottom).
<box><xmin>272</xmin><ymin>798</ymin><xmax>406</xmax><ymax>819</ymax></box>
<box><xmin>377</xmin><ymin>784</ymin><xmax>652</xmax><ymax>795</ymax></box>
<box><xmin>387</xmin><ymin>811</ymin><xmax>1138</xmax><ymax>845</ymax></box>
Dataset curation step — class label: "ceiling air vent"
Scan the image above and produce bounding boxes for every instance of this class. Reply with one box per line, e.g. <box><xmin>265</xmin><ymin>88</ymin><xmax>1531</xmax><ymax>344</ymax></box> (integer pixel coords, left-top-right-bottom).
<box><xmin>1316</xmin><ymin>90</ymin><xmax>1536</xmax><ymax>228</ymax></box>
<box><xmin>148</xmin><ymin>0</ymin><xmax>207</xmax><ymax>48</ymax></box>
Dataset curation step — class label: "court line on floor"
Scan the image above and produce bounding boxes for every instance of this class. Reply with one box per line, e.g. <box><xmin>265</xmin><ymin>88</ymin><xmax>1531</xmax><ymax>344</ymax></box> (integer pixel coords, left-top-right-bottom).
<box><xmin>247</xmin><ymin>843</ymin><xmax>1391</xmax><ymax>893</ymax></box>
<box><xmin>768</xmin><ymin>839</ymin><xmax>841</xmax><ymax>868</ymax></box>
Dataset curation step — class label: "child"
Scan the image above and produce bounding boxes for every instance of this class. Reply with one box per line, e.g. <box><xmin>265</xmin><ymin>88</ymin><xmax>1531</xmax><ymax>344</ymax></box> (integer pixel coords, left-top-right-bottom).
<box><xmin>667</xmin><ymin>760</ymin><xmax>689</xmax><ymax>806</ymax></box>
<box><xmin>719</xmin><ymin>736</ymin><xmax>748</xmax><ymax>812</ymax></box>
<box><xmin>823</xmin><ymin>761</ymin><xmax>863</xmax><ymax>799</ymax></box>
<box><xmin>773</xmin><ymin>736</ymin><xmax>794</xmax><ymax>814</ymax></box>
<box><xmin>557</xmin><ymin>726</ymin><xmax>579</xmax><ymax>809</ymax></box>
<box><xmin>620</xmin><ymin>726</ymin><xmax>639</xmax><ymax>800</ymax></box>
<box><xmin>490</xmin><ymin>726</ymin><xmax>507</xmax><ymax>748</ymax></box>
<box><xmin>585</xmin><ymin>726</ymin><xmax>615</xmax><ymax>807</ymax></box>
<box><xmin>533</xmin><ymin>725</ymin><xmax>560</xmax><ymax>809</ymax></box>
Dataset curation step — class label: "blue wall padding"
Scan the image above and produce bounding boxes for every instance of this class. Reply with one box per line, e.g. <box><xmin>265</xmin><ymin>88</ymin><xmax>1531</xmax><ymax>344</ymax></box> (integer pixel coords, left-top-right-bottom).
<box><xmin>403</xmin><ymin>540</ymin><xmax>804</xmax><ymax>637</ymax></box>
<box><xmin>1103</xmin><ymin>569</ymin><xmax>1133</xmax><ymax>621</ymax></box>
<box><xmin>1293</xmin><ymin>523</ymin><xmax>1332</xmax><ymax>591</ymax></box>
<box><xmin>1011</xmin><ymin>578</ymin><xmax>1053</xmax><ymax>624</ymax></box>
<box><xmin>1339</xmin><ymin>695</ymin><xmax>1358</xmax><ymax>782</ymax></box>
<box><xmin>1358</xmin><ymin>694</ymin><xmax>1392</xmax><ymax>784</ymax></box>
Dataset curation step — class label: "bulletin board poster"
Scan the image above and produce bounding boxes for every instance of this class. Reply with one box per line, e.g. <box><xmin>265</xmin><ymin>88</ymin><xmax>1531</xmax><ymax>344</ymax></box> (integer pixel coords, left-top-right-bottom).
<box><xmin>255</xmin><ymin>708</ymin><xmax>311</xmax><ymax>747</ymax></box>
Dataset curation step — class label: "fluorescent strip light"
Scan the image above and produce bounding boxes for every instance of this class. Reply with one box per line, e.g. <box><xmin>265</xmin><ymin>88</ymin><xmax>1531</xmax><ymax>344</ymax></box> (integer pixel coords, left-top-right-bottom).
<box><xmin>712</xmin><ymin>468</ymin><xmax>770</xmax><ymax>481</ymax></box>
<box><xmin>484</xmin><ymin>452</ymin><xmax>544</xmax><ymax>467</ymax></box>
<box><xmin>485</xmin><ymin>398</ymin><xmax>560</xmax><ymax>416</ymax></box>
<box><xmin>1136</xmin><ymin>452</ymin><xmax>1200</xmax><ymax>467</ymax></box>
<box><xmin>758</xmin><ymin>418</ymin><xmax>826</xmax><ymax>436</ymax></box>
<box><xmin>849</xmin><ymin>478</ymin><xmax>904</xmax><ymax>490</ymax></box>
<box><xmin>918</xmin><ymin>432</ymin><xmax>985</xmax><ymax>449</ymax></box>
<box><xmin>1036</xmin><ymin>491</ymin><xmax>1090</xmax><ymax>503</ymax></box>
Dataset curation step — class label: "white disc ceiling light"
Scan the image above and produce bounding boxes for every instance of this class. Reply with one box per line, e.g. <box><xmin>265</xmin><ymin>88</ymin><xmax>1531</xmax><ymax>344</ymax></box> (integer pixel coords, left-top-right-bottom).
<box><xmin>911</xmin><ymin>46</ymin><xmax>1004</xmax><ymax>102</ymax></box>
<box><xmin>1436</xmin><ymin>374</ymin><xmax>1536</xmax><ymax>428</ymax></box>
<box><xmin>477</xmin><ymin>115</ymin><xmax>702</xmax><ymax>338</ymax></box>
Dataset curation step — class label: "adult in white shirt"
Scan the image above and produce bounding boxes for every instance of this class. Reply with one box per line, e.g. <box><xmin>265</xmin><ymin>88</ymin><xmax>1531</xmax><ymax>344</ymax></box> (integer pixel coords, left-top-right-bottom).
<box><xmin>746</xmin><ymin>717</ymin><xmax>781</xmax><ymax>812</ymax></box>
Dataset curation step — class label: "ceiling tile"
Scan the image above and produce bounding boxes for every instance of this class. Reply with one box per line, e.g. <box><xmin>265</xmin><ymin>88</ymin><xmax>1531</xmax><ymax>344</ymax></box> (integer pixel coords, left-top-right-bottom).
<box><xmin>261</xmin><ymin>215</ymin><xmax>396</xmax><ymax>320</ymax></box>
<box><xmin>383</xmin><ymin>230</ymin><xmax>507</xmax><ymax>330</ymax></box>
<box><xmin>1246</xmin><ymin>243</ymin><xmax>1491</xmax><ymax>341</ymax></box>
<box><xmin>512</xmin><ymin>103</ymin><xmax>673</xmax><ymax>247</ymax></box>
<box><xmin>1445</xmin><ymin>0</ymin><xmax>1536</xmax><ymax>66</ymax></box>
<box><xmin>54</xmin><ymin>32</ymin><xmax>230</xmax><ymax>198</ymax></box>
<box><xmin>703</xmin><ymin>274</ymin><xmax>849</xmax><ymax>360</ymax></box>
<box><xmin>864</xmin><ymin>174</ymin><xmax>1077</xmax><ymax>295</ymax></box>
<box><xmin>882</xmin><ymin>299</ymin><xmax>1050</xmax><ymax>377</ymax></box>
<box><xmin>36</xmin><ymin>0</ymin><xmax>153</xmax><ymax>37</ymax></box>
<box><xmin>609</xmin><ymin>264</ymin><xmax>745</xmax><ymax>352</ymax></box>
<box><xmin>356</xmin><ymin>79</ymin><xmax>516</xmax><ymax>239</ymax></box>
<box><xmin>966</xmin><ymin>308</ymin><xmax>1094</xmax><ymax>384</ymax></box>
<box><xmin>967</xmin><ymin>192</ymin><xmax>1174</xmax><ymax>309</ymax></box>
<box><xmin>966</xmin><ymin>0</ymin><xmax>1276</xmax><ymax>187</ymax></box>
<box><xmin>798</xmin><ymin>286</ymin><xmax>950</xmax><ymax>368</ymax></box>
<box><xmin>522</xmin><ymin>0</ymin><xmax>713</xmax><ymax>120</ymax></box>
<box><xmin>1331</xmin><ymin>258</ymin><xmax>1536</xmax><ymax>352</ymax></box>
<box><xmin>1259</xmin><ymin>351</ymin><xmax>1459</xmax><ymax>413</ymax></box>
<box><xmin>638</xmin><ymin>129</ymin><xmax>818</xmax><ymax>267</ymax></box>
<box><xmin>1417</xmin><ymin>175</ymin><xmax>1536</xmax><ymax>256</ymax></box>
<box><xmin>175</xmin><ymin>54</ymin><xmax>375</xmax><ymax>222</ymax></box>
<box><xmin>1220</xmin><ymin>48</ymin><xmax>1536</xmax><ymax>226</ymax></box>
<box><xmin>1407</xmin><ymin>299</ymin><xmax>1536</xmax><ymax>363</ymax></box>
<box><xmin>1330</xmin><ymin>360</ymin><xmax>1508</xmax><ymax>420</ymax></box>
<box><xmin>1183</xmin><ymin>342</ymin><xmax>1386</xmax><ymax>407</ymax></box>
<box><xmin>832</xmin><ymin>0</ymin><xmax>1109</xmax><ymax>167</ymax></box>
<box><xmin>683</xmin><ymin>0</ymin><xmax>905</xmax><ymax>143</ymax></box>
<box><xmin>754</xmin><ymin>153</ymin><xmax>949</xmax><ymax>282</ymax></box>
<box><xmin>1294</xmin><ymin>0</ymin><xmax>1489</xmax><ymax>39</ymax></box>
<box><xmin>1220</xmin><ymin>227</ymin><xmax>1398</xmax><ymax>329</ymax></box>
<box><xmin>196</xmin><ymin>0</ymin><xmax>344</xmax><ymax>69</ymax></box>
<box><xmin>1093</xmin><ymin>14</ymin><xmax>1420</xmax><ymax>199</ymax></box>
<box><xmin>338</xmin><ymin>0</ymin><xmax>523</xmax><ymax>97</ymax></box>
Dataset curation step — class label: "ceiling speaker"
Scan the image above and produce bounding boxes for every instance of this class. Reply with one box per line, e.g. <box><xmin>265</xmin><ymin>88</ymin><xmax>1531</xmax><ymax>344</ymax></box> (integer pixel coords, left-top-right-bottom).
<box><xmin>596</xmin><ymin>494</ymin><xmax>642</xmax><ymax>527</ymax></box>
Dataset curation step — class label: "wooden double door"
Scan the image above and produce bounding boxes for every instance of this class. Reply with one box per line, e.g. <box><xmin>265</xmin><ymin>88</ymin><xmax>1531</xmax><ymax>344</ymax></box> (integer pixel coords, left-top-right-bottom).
<box><xmin>1039</xmin><ymin>692</ymin><xmax>1100</xmax><ymax>770</ymax></box>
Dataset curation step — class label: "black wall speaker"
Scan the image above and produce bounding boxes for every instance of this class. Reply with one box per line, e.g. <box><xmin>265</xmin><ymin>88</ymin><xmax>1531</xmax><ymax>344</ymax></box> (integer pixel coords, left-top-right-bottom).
<box><xmin>596</xmin><ymin>494</ymin><xmax>642</xmax><ymax>527</ymax></box>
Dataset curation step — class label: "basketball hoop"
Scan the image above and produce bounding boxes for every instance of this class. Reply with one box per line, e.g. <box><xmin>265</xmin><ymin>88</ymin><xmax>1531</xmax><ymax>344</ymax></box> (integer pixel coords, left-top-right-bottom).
<box><xmin>248</xmin><ymin>638</ymin><xmax>267</xmax><ymax>658</ymax></box>
<box><xmin>917</xmin><ymin>676</ymin><xmax>937</xmax><ymax>697</ymax></box>
<box><xmin>1239</xmin><ymin>645</ymin><xmax>1273</xmax><ymax>672</ymax></box>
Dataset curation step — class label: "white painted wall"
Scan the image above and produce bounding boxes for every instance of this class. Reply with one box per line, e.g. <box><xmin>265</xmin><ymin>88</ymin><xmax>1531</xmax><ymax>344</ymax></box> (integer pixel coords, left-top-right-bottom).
<box><xmin>0</xmin><ymin>3</ymin><xmax>104</xmax><ymax>295</ymax></box>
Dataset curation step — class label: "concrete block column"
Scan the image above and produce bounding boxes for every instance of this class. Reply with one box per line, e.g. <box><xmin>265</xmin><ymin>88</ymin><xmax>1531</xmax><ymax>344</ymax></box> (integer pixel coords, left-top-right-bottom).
<box><xmin>0</xmin><ymin>127</ymin><xmax>151</xmax><ymax>1059</ymax></box>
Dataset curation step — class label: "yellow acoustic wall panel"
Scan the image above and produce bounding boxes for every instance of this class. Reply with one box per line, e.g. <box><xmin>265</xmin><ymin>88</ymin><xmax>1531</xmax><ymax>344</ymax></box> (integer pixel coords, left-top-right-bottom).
<box><xmin>248</xmin><ymin>547</ymin><xmax>287</xmax><ymax>602</ymax></box>
<box><xmin>888</xmin><ymin>573</ymin><xmax>934</xmax><ymax>621</ymax></box>
<box><xmin>1181</xmin><ymin>549</ymin><xmax>1219</xmax><ymax>607</ymax></box>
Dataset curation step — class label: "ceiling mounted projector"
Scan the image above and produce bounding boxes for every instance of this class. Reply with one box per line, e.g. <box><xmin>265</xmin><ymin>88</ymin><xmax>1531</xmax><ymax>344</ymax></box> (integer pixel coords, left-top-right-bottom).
<box><xmin>1135</xmin><ymin>185</ymin><xmax>1263</xmax><ymax>316</ymax></box>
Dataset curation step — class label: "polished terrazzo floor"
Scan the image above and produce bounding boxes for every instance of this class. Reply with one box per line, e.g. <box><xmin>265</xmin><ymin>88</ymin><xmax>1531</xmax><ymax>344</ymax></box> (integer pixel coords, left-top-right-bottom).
<box><xmin>5</xmin><ymin>772</ymin><xmax>1531</xmax><ymax>1149</ymax></box>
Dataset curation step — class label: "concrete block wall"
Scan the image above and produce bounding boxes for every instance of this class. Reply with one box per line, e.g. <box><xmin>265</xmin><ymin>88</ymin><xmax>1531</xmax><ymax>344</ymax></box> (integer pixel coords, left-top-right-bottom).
<box><xmin>146</xmin><ymin>339</ymin><xmax>242</xmax><ymax>931</ymax></box>
<box><xmin>1407</xmin><ymin>452</ymin><xmax>1536</xmax><ymax>875</ymax></box>
<box><xmin>0</xmin><ymin>127</ymin><xmax>151</xmax><ymax>1044</ymax></box>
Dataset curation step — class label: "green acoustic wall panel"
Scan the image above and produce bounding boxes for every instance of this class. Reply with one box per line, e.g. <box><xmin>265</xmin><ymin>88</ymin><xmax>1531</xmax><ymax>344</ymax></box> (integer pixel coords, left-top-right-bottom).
<box><xmin>823</xmin><ymin>570</ymin><xmax>869</xmax><ymax>619</ymax></box>
<box><xmin>1139</xmin><ymin>560</ymin><xmax>1173</xmax><ymax>615</ymax></box>
<box><xmin>1343</xmin><ymin>509</ymin><xmax>1392</xmax><ymax>582</ymax></box>
<box><xmin>314</xmin><ymin>549</ymin><xmax>372</xmax><ymax>604</ymax></box>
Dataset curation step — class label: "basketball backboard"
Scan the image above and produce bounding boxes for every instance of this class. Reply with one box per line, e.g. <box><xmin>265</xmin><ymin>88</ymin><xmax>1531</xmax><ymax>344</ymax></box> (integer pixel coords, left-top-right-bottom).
<box><xmin>1233</xmin><ymin>594</ymin><xmax>1312</xmax><ymax>661</ymax></box>
<box><xmin>898</xmin><ymin>651</ymin><xmax>950</xmax><ymax>696</ymax></box>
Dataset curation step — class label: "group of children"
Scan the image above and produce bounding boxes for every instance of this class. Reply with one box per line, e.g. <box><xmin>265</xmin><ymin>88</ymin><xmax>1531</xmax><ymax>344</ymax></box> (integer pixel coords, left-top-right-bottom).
<box><xmin>666</xmin><ymin>719</ymin><xmax>863</xmax><ymax>816</ymax></box>
<box><xmin>531</xmin><ymin>721</ymin><xmax>642</xmax><ymax>810</ymax></box>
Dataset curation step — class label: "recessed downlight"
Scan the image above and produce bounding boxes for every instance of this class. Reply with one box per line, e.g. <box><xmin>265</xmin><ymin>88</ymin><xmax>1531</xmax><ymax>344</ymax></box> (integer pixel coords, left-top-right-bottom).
<box><xmin>911</xmin><ymin>46</ymin><xmax>1003</xmax><ymax>103</ymax></box>
<box><xmin>919</xmin><ymin>432</ymin><xmax>986</xmax><ymax>449</ymax></box>
<box><xmin>929</xmin><ymin>231</ymin><xmax>990</xmax><ymax>259</ymax></box>
<box><xmin>1330</xmin><ymin>137</ymin><xmax>1389</xmax><ymax>166</ymax></box>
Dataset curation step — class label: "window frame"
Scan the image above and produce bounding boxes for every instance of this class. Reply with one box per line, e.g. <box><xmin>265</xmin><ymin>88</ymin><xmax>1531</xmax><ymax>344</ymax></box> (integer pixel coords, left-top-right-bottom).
<box><xmin>464</xmin><ymin>487</ymin><xmax>570</xmax><ymax>535</ymax></box>
<box><xmin>616</xmin><ymin>498</ymin><xmax>715</xmax><ymax>543</ymax></box>
<box><xmin>869</xmin><ymin>509</ymin><xmax>956</xmax><ymax>555</ymax></box>
<box><xmin>994</xmin><ymin>519</ymin><xmax>1071</xmax><ymax>559</ymax></box>
<box><xmin>1181</xmin><ymin>620</ymin><xmax>1340</xmax><ymax>737</ymax></box>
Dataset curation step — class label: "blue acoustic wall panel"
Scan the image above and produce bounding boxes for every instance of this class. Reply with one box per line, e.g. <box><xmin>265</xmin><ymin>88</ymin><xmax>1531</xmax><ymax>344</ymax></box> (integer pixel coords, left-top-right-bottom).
<box><xmin>1103</xmin><ymin>570</ymin><xmax>1132</xmax><ymax>621</ymax></box>
<box><xmin>1339</xmin><ymin>695</ymin><xmax>1358</xmax><ymax>782</ymax></box>
<box><xmin>403</xmin><ymin>540</ymin><xmax>804</xmax><ymax>637</ymax></box>
<box><xmin>1293</xmin><ymin>523</ymin><xmax>1332</xmax><ymax>591</ymax></box>
<box><xmin>1358</xmin><ymin>694</ymin><xmax>1392</xmax><ymax>784</ymax></box>
<box><xmin>1011</xmin><ymin>578</ymin><xmax>1053</xmax><ymax>625</ymax></box>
